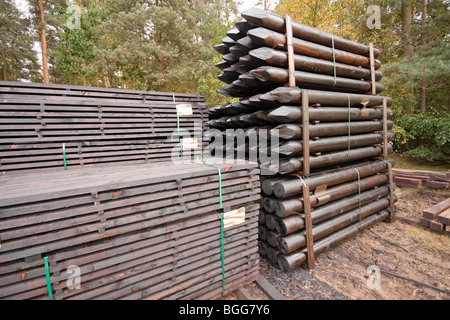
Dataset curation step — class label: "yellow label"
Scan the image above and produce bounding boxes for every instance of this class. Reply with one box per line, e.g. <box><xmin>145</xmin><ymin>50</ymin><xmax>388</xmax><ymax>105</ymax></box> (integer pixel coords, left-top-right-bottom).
<box><xmin>182</xmin><ymin>138</ymin><xmax>198</xmax><ymax>150</ymax></box>
<box><xmin>223</xmin><ymin>207</ymin><xmax>246</xmax><ymax>229</ymax></box>
<box><xmin>176</xmin><ymin>104</ymin><xmax>193</xmax><ymax>116</ymax></box>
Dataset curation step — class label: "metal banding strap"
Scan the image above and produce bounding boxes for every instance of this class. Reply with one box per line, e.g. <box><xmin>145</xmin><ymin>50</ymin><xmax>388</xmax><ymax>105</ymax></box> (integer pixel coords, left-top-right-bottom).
<box><xmin>347</xmin><ymin>95</ymin><xmax>351</xmax><ymax>157</ymax></box>
<box><xmin>353</xmin><ymin>168</ymin><xmax>362</xmax><ymax>228</ymax></box>
<box><xmin>196</xmin><ymin>156</ymin><xmax>225</xmax><ymax>296</ymax></box>
<box><xmin>173</xmin><ymin>93</ymin><xmax>183</xmax><ymax>160</ymax></box>
<box><xmin>44</xmin><ymin>255</ymin><xmax>53</xmax><ymax>300</ymax></box>
<box><xmin>62</xmin><ymin>143</ymin><xmax>67</xmax><ymax>170</ymax></box>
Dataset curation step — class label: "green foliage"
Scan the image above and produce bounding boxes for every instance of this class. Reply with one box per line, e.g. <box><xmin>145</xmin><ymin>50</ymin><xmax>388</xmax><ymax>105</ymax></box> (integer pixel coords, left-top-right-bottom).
<box><xmin>393</xmin><ymin>114</ymin><xmax>450</xmax><ymax>162</ymax></box>
<box><xmin>0</xmin><ymin>0</ymin><xmax>41</xmax><ymax>81</ymax></box>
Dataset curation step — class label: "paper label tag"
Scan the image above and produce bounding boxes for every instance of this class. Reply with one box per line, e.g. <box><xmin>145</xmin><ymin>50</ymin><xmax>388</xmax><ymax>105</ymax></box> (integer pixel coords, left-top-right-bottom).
<box><xmin>182</xmin><ymin>138</ymin><xmax>198</xmax><ymax>150</ymax></box>
<box><xmin>223</xmin><ymin>207</ymin><xmax>246</xmax><ymax>229</ymax></box>
<box><xmin>176</xmin><ymin>104</ymin><xmax>193</xmax><ymax>116</ymax></box>
<box><xmin>361</xmin><ymin>107</ymin><xmax>369</xmax><ymax>117</ymax></box>
<box><xmin>315</xmin><ymin>184</ymin><xmax>327</xmax><ymax>194</ymax></box>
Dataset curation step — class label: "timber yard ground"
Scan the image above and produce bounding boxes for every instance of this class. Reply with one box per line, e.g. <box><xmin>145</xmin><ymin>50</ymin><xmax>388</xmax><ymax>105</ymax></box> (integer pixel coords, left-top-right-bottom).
<box><xmin>224</xmin><ymin>186</ymin><xmax>450</xmax><ymax>300</ymax></box>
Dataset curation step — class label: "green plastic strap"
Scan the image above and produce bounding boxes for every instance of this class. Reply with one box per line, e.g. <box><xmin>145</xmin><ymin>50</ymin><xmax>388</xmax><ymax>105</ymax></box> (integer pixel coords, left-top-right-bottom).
<box><xmin>62</xmin><ymin>143</ymin><xmax>67</xmax><ymax>170</ymax></box>
<box><xmin>44</xmin><ymin>255</ymin><xmax>53</xmax><ymax>300</ymax></box>
<box><xmin>354</xmin><ymin>168</ymin><xmax>362</xmax><ymax>227</ymax></box>
<box><xmin>347</xmin><ymin>95</ymin><xmax>351</xmax><ymax>157</ymax></box>
<box><xmin>196</xmin><ymin>156</ymin><xmax>224</xmax><ymax>295</ymax></box>
<box><xmin>332</xmin><ymin>36</ymin><xmax>337</xmax><ymax>87</ymax></box>
<box><xmin>173</xmin><ymin>93</ymin><xmax>183</xmax><ymax>160</ymax></box>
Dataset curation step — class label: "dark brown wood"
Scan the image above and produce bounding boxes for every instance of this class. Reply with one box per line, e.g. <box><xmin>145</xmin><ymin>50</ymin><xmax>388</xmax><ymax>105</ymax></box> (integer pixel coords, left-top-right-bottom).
<box><xmin>247</xmin><ymin>27</ymin><xmax>382</xmax><ymax>69</ymax></box>
<box><xmin>242</xmin><ymin>7</ymin><xmax>382</xmax><ymax>58</ymax></box>
<box><xmin>302</xmin><ymin>91</ymin><xmax>310</xmax><ymax>176</ymax></box>
<box><xmin>423</xmin><ymin>198</ymin><xmax>450</xmax><ymax>220</ymax></box>
<box><xmin>285</xmin><ymin>14</ymin><xmax>296</xmax><ymax>88</ymax></box>
<box><xmin>249</xmin><ymin>47</ymin><xmax>383</xmax><ymax>81</ymax></box>
<box><xmin>251</xmin><ymin>66</ymin><xmax>385</xmax><ymax>94</ymax></box>
<box><xmin>255</xmin><ymin>275</ymin><xmax>287</xmax><ymax>300</ymax></box>
<box><xmin>259</xmin><ymin>87</ymin><xmax>393</xmax><ymax>107</ymax></box>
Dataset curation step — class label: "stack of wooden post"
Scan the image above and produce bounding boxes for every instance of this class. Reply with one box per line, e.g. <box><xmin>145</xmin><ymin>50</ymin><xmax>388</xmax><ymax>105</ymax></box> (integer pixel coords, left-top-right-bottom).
<box><xmin>0</xmin><ymin>160</ymin><xmax>260</xmax><ymax>300</ymax></box>
<box><xmin>421</xmin><ymin>198</ymin><xmax>450</xmax><ymax>232</ymax></box>
<box><xmin>212</xmin><ymin>8</ymin><xmax>396</xmax><ymax>271</ymax></box>
<box><xmin>0</xmin><ymin>81</ymin><xmax>208</xmax><ymax>175</ymax></box>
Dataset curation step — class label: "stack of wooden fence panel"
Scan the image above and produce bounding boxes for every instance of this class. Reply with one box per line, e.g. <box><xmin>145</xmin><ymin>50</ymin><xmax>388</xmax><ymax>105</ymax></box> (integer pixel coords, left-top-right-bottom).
<box><xmin>0</xmin><ymin>81</ymin><xmax>208</xmax><ymax>175</ymax></box>
<box><xmin>211</xmin><ymin>8</ymin><xmax>396</xmax><ymax>271</ymax></box>
<box><xmin>0</xmin><ymin>160</ymin><xmax>260</xmax><ymax>300</ymax></box>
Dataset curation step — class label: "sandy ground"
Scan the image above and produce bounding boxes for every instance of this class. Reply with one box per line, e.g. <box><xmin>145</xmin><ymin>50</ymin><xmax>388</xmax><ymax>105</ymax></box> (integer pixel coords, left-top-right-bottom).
<box><xmin>226</xmin><ymin>187</ymin><xmax>450</xmax><ymax>300</ymax></box>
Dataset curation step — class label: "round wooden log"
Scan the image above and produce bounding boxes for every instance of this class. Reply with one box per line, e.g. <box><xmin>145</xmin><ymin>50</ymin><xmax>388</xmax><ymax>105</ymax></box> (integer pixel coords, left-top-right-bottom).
<box><xmin>247</xmin><ymin>27</ymin><xmax>382</xmax><ymax>69</ymax></box>
<box><xmin>259</xmin><ymin>87</ymin><xmax>394</xmax><ymax>107</ymax></box>
<box><xmin>251</xmin><ymin>66</ymin><xmax>385</xmax><ymax>94</ymax></box>
<box><xmin>277</xmin><ymin>210</ymin><xmax>389</xmax><ymax>271</ymax></box>
<box><xmin>272</xmin><ymin>132</ymin><xmax>394</xmax><ymax>156</ymax></box>
<box><xmin>274</xmin><ymin>173</ymin><xmax>388</xmax><ymax>217</ymax></box>
<box><xmin>242</xmin><ymin>8</ymin><xmax>382</xmax><ymax>58</ymax></box>
<box><xmin>249</xmin><ymin>47</ymin><xmax>383</xmax><ymax>81</ymax></box>
<box><xmin>272</xmin><ymin>160</ymin><xmax>390</xmax><ymax>199</ymax></box>
<box><xmin>268</xmin><ymin>106</ymin><xmax>386</xmax><ymax>123</ymax></box>
<box><xmin>279</xmin><ymin>198</ymin><xmax>390</xmax><ymax>254</ymax></box>
<box><xmin>267</xmin><ymin>145</ymin><xmax>393</xmax><ymax>174</ymax></box>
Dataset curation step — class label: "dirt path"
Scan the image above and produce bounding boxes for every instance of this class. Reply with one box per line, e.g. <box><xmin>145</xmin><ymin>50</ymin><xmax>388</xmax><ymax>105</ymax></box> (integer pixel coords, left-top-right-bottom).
<box><xmin>229</xmin><ymin>187</ymin><xmax>450</xmax><ymax>300</ymax></box>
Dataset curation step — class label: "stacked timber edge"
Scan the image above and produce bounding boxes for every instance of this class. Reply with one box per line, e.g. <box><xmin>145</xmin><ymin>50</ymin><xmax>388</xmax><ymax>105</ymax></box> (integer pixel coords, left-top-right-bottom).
<box><xmin>213</xmin><ymin>7</ymin><xmax>397</xmax><ymax>271</ymax></box>
<box><xmin>0</xmin><ymin>159</ymin><xmax>261</xmax><ymax>300</ymax></box>
<box><xmin>421</xmin><ymin>198</ymin><xmax>450</xmax><ymax>232</ymax></box>
<box><xmin>0</xmin><ymin>81</ymin><xmax>208</xmax><ymax>175</ymax></box>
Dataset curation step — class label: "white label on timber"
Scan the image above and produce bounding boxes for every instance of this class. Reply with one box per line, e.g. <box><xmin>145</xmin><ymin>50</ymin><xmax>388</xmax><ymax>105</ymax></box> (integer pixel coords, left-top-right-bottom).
<box><xmin>361</xmin><ymin>107</ymin><xmax>370</xmax><ymax>117</ymax></box>
<box><xmin>223</xmin><ymin>207</ymin><xmax>246</xmax><ymax>229</ymax></box>
<box><xmin>182</xmin><ymin>138</ymin><xmax>198</xmax><ymax>150</ymax></box>
<box><xmin>176</xmin><ymin>104</ymin><xmax>193</xmax><ymax>116</ymax></box>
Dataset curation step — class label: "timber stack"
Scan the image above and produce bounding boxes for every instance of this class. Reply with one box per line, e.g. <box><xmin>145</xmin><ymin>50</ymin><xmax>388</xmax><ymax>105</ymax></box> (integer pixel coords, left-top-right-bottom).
<box><xmin>0</xmin><ymin>81</ymin><xmax>208</xmax><ymax>175</ymax></box>
<box><xmin>0</xmin><ymin>82</ymin><xmax>261</xmax><ymax>300</ymax></box>
<box><xmin>212</xmin><ymin>8</ymin><xmax>397</xmax><ymax>271</ymax></box>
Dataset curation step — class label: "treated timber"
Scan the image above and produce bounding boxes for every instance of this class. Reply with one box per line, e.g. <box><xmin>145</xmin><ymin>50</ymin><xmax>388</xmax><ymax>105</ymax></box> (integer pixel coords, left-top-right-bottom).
<box><xmin>249</xmin><ymin>47</ymin><xmax>383</xmax><ymax>81</ymax></box>
<box><xmin>259</xmin><ymin>87</ymin><xmax>393</xmax><ymax>107</ymax></box>
<box><xmin>246</xmin><ymin>28</ymin><xmax>382</xmax><ymax>69</ymax></box>
<box><xmin>272</xmin><ymin>160</ymin><xmax>390</xmax><ymax>199</ymax></box>
<box><xmin>277</xmin><ymin>211</ymin><xmax>389</xmax><ymax>271</ymax></box>
<box><xmin>274</xmin><ymin>174</ymin><xmax>388</xmax><ymax>217</ymax></box>
<box><xmin>242</xmin><ymin>7</ymin><xmax>382</xmax><ymax>58</ymax></box>
<box><xmin>251</xmin><ymin>66</ymin><xmax>384</xmax><ymax>94</ymax></box>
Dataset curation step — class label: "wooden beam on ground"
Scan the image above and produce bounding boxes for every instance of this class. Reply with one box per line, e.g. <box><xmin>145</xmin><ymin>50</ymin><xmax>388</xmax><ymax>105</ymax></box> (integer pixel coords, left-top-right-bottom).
<box><xmin>255</xmin><ymin>275</ymin><xmax>287</xmax><ymax>300</ymax></box>
<box><xmin>234</xmin><ymin>287</ymin><xmax>253</xmax><ymax>300</ymax></box>
<box><xmin>423</xmin><ymin>198</ymin><xmax>450</xmax><ymax>220</ymax></box>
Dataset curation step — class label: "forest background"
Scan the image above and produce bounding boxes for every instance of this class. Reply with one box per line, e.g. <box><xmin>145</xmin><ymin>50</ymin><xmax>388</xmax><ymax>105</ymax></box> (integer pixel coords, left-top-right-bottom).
<box><xmin>1</xmin><ymin>0</ymin><xmax>449</xmax><ymax>164</ymax></box>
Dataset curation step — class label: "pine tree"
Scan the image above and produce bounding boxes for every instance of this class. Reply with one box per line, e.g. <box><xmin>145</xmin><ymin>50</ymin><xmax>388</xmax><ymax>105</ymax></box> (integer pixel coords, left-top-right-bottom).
<box><xmin>0</xmin><ymin>0</ymin><xmax>40</xmax><ymax>81</ymax></box>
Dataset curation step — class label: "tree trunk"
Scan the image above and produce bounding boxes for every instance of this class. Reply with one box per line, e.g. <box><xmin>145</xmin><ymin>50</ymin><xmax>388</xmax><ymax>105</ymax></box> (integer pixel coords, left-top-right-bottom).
<box><xmin>401</xmin><ymin>0</ymin><xmax>414</xmax><ymax>58</ymax></box>
<box><xmin>38</xmin><ymin>0</ymin><xmax>50</xmax><ymax>84</ymax></box>
<box><xmin>2</xmin><ymin>53</ymin><xmax>7</xmax><ymax>81</ymax></box>
<box><xmin>419</xmin><ymin>0</ymin><xmax>427</xmax><ymax>113</ymax></box>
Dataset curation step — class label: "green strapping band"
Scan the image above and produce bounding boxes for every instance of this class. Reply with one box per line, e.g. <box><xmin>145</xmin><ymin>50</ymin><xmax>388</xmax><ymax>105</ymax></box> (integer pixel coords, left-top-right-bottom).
<box><xmin>173</xmin><ymin>93</ymin><xmax>183</xmax><ymax>160</ymax></box>
<box><xmin>44</xmin><ymin>255</ymin><xmax>53</xmax><ymax>300</ymax></box>
<box><xmin>63</xmin><ymin>143</ymin><xmax>67</xmax><ymax>170</ymax></box>
<box><xmin>332</xmin><ymin>36</ymin><xmax>337</xmax><ymax>87</ymax></box>
<box><xmin>347</xmin><ymin>95</ymin><xmax>351</xmax><ymax>157</ymax></box>
<box><xmin>196</xmin><ymin>156</ymin><xmax>225</xmax><ymax>296</ymax></box>
<box><xmin>353</xmin><ymin>168</ymin><xmax>362</xmax><ymax>227</ymax></box>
